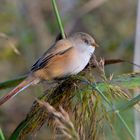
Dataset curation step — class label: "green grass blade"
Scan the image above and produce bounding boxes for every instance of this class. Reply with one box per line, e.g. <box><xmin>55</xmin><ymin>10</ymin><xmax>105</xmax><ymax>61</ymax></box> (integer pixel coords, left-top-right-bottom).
<box><xmin>97</xmin><ymin>72</ymin><xmax>140</xmax><ymax>92</ymax></box>
<box><xmin>0</xmin><ymin>76</ymin><xmax>26</xmax><ymax>91</ymax></box>
<box><xmin>9</xmin><ymin>119</ymin><xmax>28</xmax><ymax>140</ymax></box>
<box><xmin>113</xmin><ymin>94</ymin><xmax>140</xmax><ymax>112</ymax></box>
<box><xmin>0</xmin><ymin>128</ymin><xmax>5</xmax><ymax>140</ymax></box>
<box><xmin>112</xmin><ymin>72</ymin><xmax>140</xmax><ymax>89</ymax></box>
<box><xmin>52</xmin><ymin>0</ymin><xmax>66</xmax><ymax>39</ymax></box>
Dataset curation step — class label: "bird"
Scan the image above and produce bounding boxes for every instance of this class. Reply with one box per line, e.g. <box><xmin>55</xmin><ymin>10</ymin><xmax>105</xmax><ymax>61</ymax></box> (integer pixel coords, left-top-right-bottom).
<box><xmin>0</xmin><ymin>32</ymin><xmax>98</xmax><ymax>106</ymax></box>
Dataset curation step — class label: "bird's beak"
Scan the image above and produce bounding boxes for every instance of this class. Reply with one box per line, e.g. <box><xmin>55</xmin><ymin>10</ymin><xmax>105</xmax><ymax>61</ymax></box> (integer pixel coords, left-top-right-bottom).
<box><xmin>93</xmin><ymin>42</ymin><xmax>99</xmax><ymax>48</ymax></box>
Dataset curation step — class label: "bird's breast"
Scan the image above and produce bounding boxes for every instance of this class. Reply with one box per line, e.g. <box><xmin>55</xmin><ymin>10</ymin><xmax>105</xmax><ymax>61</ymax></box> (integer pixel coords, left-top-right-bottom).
<box><xmin>67</xmin><ymin>49</ymin><xmax>92</xmax><ymax>75</ymax></box>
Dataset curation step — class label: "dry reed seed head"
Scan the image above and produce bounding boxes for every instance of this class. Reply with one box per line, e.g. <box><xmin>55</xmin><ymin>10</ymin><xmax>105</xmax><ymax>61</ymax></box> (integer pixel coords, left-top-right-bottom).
<box><xmin>54</xmin><ymin>110</ymin><xmax>79</xmax><ymax>140</ymax></box>
<box><xmin>108</xmin><ymin>85</ymin><xmax>129</xmax><ymax>99</ymax></box>
<box><xmin>59</xmin><ymin>106</ymin><xmax>70</xmax><ymax>122</ymax></box>
<box><xmin>61</xmin><ymin>131</ymin><xmax>73</xmax><ymax>139</ymax></box>
<box><xmin>99</xmin><ymin>58</ymin><xmax>105</xmax><ymax>72</ymax></box>
<box><xmin>36</xmin><ymin>99</ymin><xmax>79</xmax><ymax>140</ymax></box>
<box><xmin>109</xmin><ymin>73</ymin><xmax>114</xmax><ymax>81</ymax></box>
<box><xmin>91</xmin><ymin>55</ymin><xmax>105</xmax><ymax>74</ymax></box>
<box><xmin>0</xmin><ymin>32</ymin><xmax>20</xmax><ymax>55</ymax></box>
<box><xmin>93</xmin><ymin>58</ymin><xmax>99</xmax><ymax>67</ymax></box>
<box><xmin>36</xmin><ymin>99</ymin><xmax>60</xmax><ymax>117</ymax></box>
<box><xmin>99</xmin><ymin>58</ymin><xmax>105</xmax><ymax>67</ymax></box>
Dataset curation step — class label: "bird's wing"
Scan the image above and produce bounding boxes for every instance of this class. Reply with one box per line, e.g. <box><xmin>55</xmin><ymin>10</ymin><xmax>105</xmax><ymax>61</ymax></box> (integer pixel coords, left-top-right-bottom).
<box><xmin>31</xmin><ymin>39</ymin><xmax>73</xmax><ymax>71</ymax></box>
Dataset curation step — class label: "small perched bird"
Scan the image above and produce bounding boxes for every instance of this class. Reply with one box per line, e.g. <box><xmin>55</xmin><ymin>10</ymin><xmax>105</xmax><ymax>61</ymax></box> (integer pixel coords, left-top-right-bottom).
<box><xmin>0</xmin><ymin>32</ymin><xmax>98</xmax><ymax>105</ymax></box>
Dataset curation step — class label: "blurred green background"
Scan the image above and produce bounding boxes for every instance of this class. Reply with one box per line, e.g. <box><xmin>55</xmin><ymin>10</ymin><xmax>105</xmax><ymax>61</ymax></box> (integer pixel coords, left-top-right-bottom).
<box><xmin>0</xmin><ymin>0</ymin><xmax>138</xmax><ymax>139</ymax></box>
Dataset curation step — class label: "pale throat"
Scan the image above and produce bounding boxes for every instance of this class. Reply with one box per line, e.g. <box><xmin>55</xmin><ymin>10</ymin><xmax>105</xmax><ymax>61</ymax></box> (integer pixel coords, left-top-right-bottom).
<box><xmin>79</xmin><ymin>44</ymin><xmax>95</xmax><ymax>54</ymax></box>
<box><xmin>87</xmin><ymin>45</ymin><xmax>95</xmax><ymax>54</ymax></box>
<box><xmin>81</xmin><ymin>44</ymin><xmax>95</xmax><ymax>61</ymax></box>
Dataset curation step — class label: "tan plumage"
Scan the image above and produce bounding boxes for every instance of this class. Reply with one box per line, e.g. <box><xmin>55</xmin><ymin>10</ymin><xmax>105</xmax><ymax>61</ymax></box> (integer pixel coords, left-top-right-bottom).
<box><xmin>33</xmin><ymin>39</ymin><xmax>75</xmax><ymax>80</ymax></box>
<box><xmin>0</xmin><ymin>32</ymin><xmax>98</xmax><ymax>105</ymax></box>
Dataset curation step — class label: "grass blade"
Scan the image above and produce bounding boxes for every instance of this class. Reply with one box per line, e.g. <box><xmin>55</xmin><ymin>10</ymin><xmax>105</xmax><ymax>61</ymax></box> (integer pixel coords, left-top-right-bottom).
<box><xmin>0</xmin><ymin>76</ymin><xmax>26</xmax><ymax>91</ymax></box>
<box><xmin>0</xmin><ymin>128</ymin><xmax>5</xmax><ymax>140</ymax></box>
<box><xmin>52</xmin><ymin>0</ymin><xmax>66</xmax><ymax>39</ymax></box>
<box><xmin>114</xmin><ymin>94</ymin><xmax>140</xmax><ymax>112</ymax></box>
<box><xmin>97</xmin><ymin>72</ymin><xmax>140</xmax><ymax>92</ymax></box>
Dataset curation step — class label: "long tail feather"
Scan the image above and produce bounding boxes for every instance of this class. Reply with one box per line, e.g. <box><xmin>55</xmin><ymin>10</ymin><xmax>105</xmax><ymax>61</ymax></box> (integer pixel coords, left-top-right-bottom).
<box><xmin>0</xmin><ymin>76</ymin><xmax>39</xmax><ymax>106</ymax></box>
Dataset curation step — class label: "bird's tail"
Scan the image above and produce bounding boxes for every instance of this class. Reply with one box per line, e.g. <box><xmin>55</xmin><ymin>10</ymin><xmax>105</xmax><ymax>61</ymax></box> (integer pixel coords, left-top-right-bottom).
<box><xmin>0</xmin><ymin>76</ymin><xmax>40</xmax><ymax>106</ymax></box>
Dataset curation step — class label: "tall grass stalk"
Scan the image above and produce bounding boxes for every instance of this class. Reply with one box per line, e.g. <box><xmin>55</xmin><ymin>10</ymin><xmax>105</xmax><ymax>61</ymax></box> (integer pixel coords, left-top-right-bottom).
<box><xmin>52</xmin><ymin>0</ymin><xmax>66</xmax><ymax>39</ymax></box>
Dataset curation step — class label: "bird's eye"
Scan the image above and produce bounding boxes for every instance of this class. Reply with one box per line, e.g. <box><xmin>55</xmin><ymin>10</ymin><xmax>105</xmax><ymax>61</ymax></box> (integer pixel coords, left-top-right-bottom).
<box><xmin>84</xmin><ymin>39</ymin><xmax>89</xmax><ymax>44</ymax></box>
